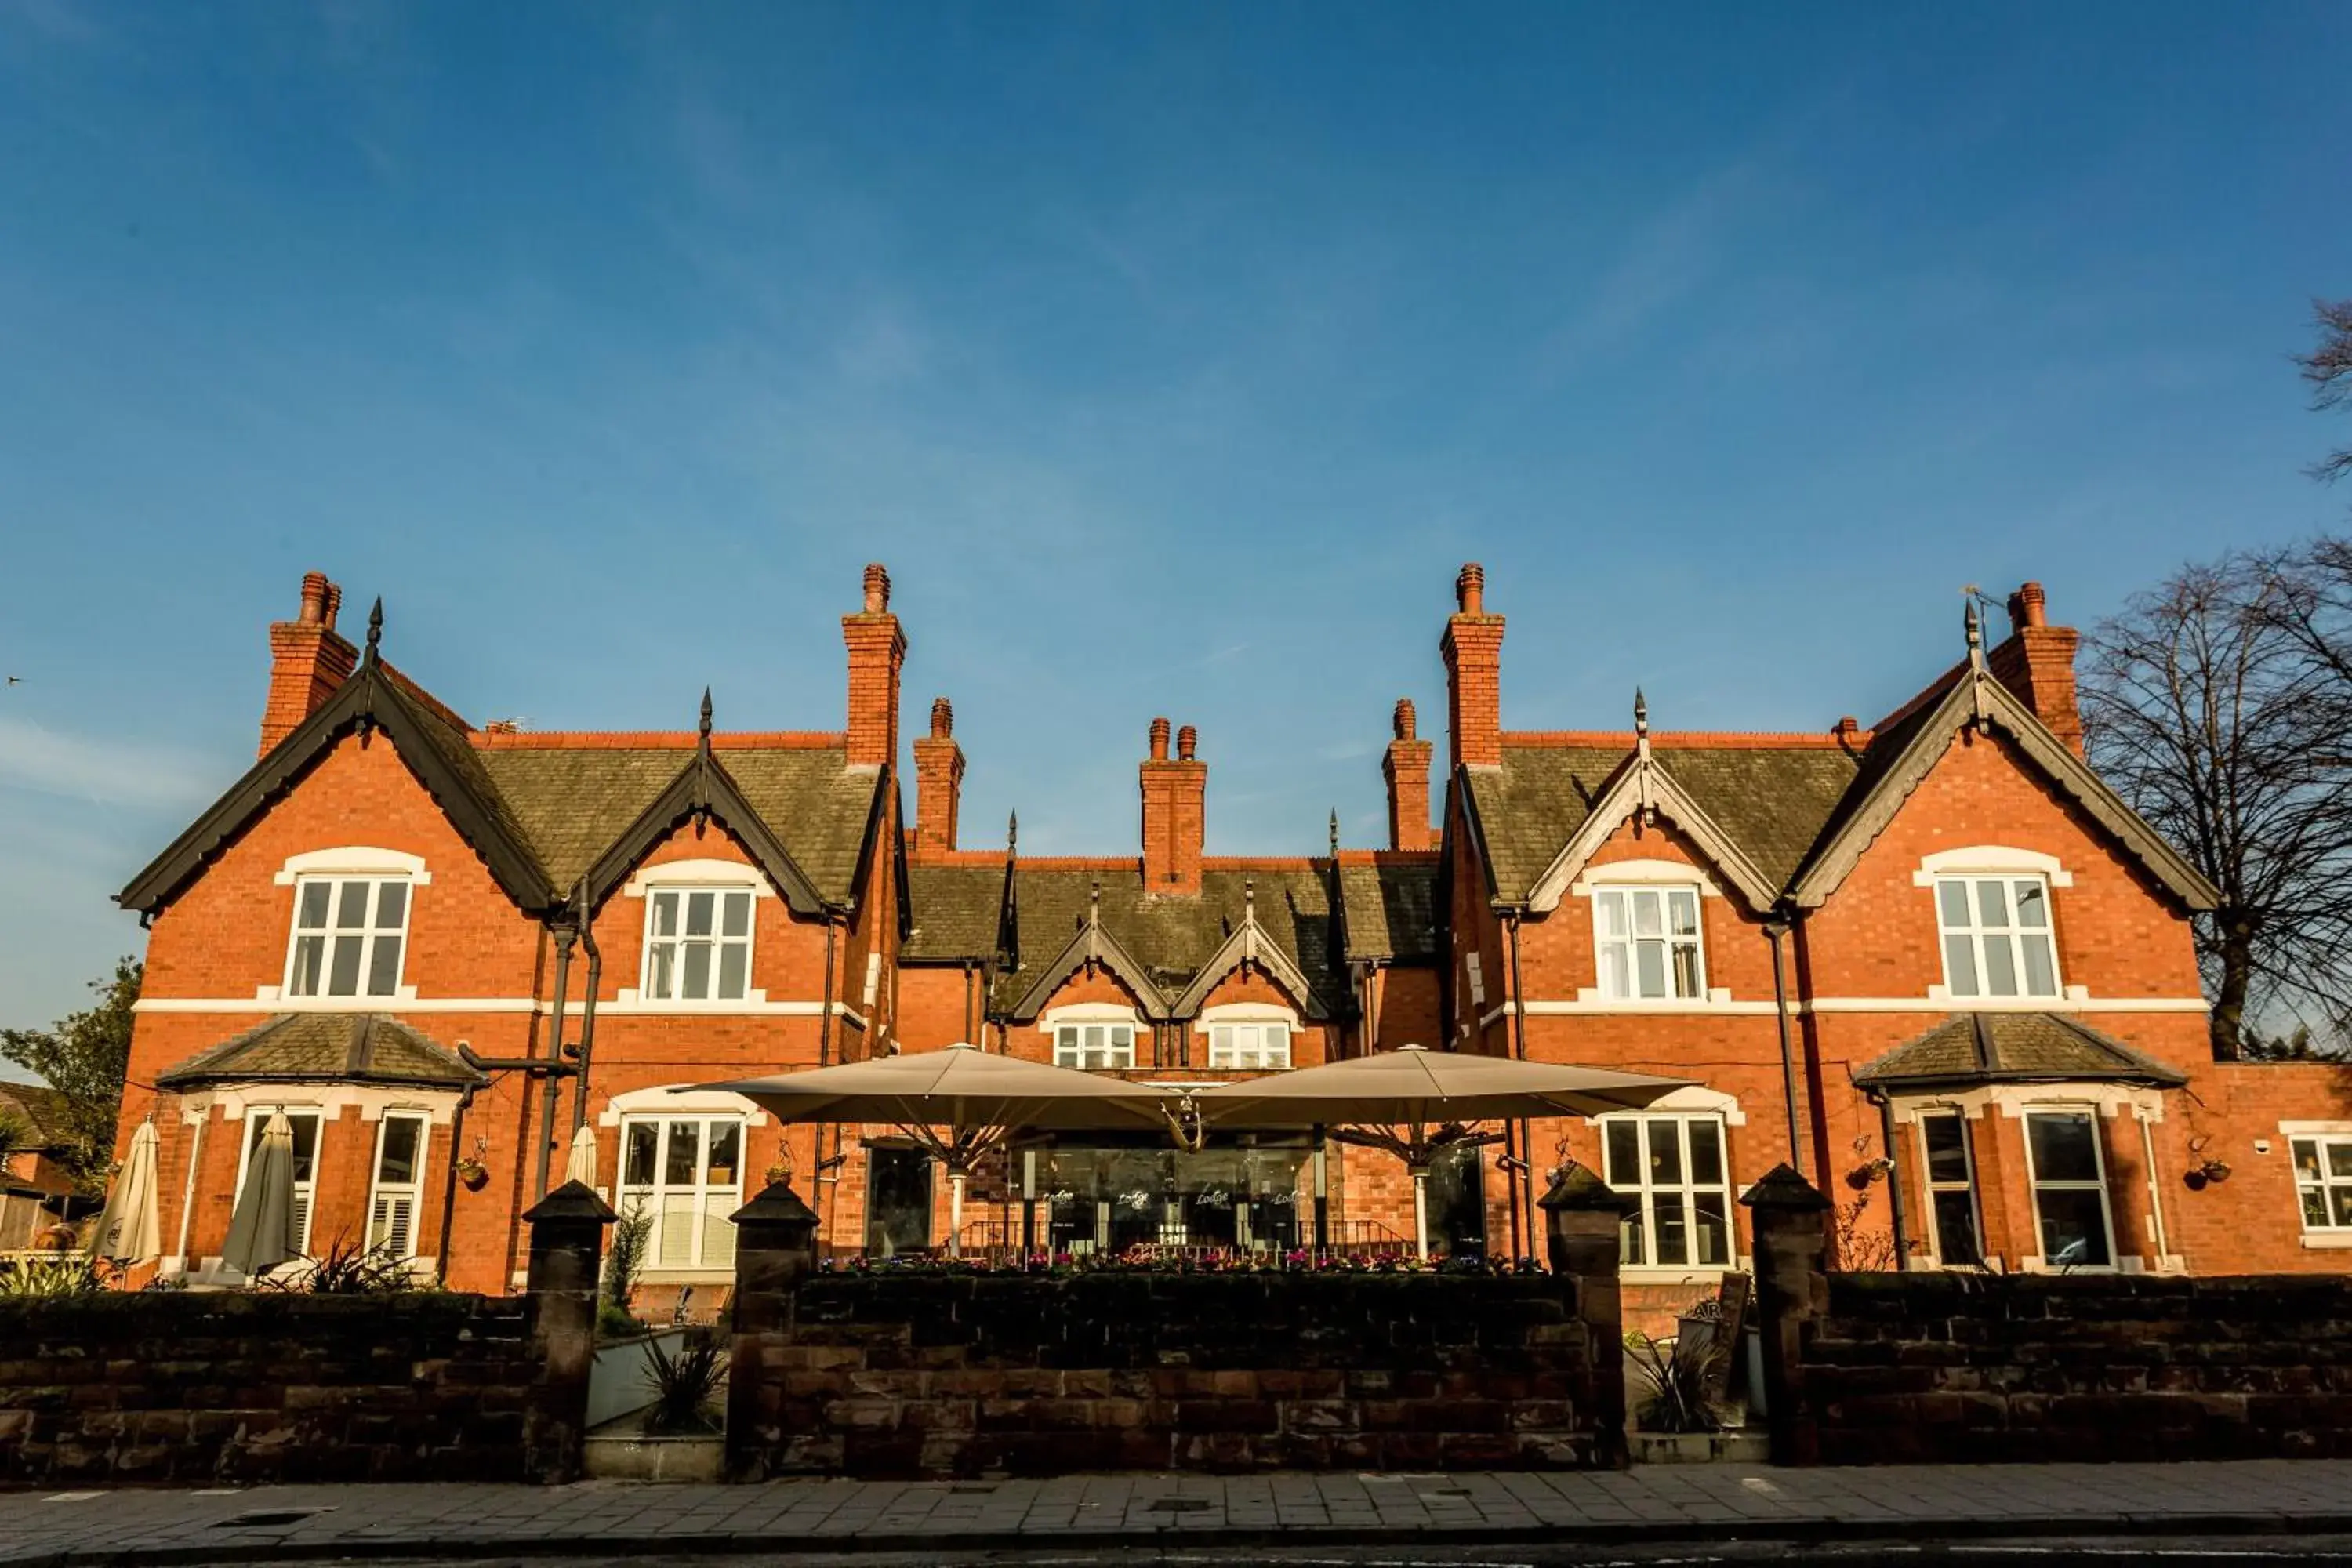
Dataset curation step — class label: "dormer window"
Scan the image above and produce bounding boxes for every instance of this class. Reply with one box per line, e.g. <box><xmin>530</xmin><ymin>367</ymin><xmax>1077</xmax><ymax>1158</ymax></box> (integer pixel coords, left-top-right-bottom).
<box><xmin>644</xmin><ymin>888</ymin><xmax>754</xmax><ymax>1002</ymax></box>
<box><xmin>285</xmin><ymin>877</ymin><xmax>411</xmax><ymax>999</ymax></box>
<box><xmin>1054</xmin><ymin>1021</ymin><xmax>1136</xmax><ymax>1070</ymax></box>
<box><xmin>1936</xmin><ymin>876</ymin><xmax>2060</xmax><ymax>999</ymax></box>
<box><xmin>1592</xmin><ymin>884</ymin><xmax>1705</xmax><ymax>1000</ymax></box>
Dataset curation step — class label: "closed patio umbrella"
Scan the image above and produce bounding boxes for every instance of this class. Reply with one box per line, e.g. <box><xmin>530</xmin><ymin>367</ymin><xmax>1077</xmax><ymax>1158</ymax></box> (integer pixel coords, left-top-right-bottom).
<box><xmin>1187</xmin><ymin>1046</ymin><xmax>1686</xmax><ymax>1258</ymax></box>
<box><xmin>220</xmin><ymin>1111</ymin><xmax>299</xmax><ymax>1278</ymax></box>
<box><xmin>563</xmin><ymin>1124</ymin><xmax>598</xmax><ymax>1188</ymax></box>
<box><xmin>695</xmin><ymin>1043</ymin><xmax>1167</xmax><ymax>1256</ymax></box>
<box><xmin>88</xmin><ymin>1119</ymin><xmax>161</xmax><ymax>1265</ymax></box>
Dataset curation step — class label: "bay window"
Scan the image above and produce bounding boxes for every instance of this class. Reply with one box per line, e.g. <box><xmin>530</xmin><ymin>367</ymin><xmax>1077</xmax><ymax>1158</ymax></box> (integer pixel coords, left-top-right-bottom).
<box><xmin>2024</xmin><ymin>1109</ymin><xmax>2114</xmax><ymax>1268</ymax></box>
<box><xmin>238</xmin><ymin>1110</ymin><xmax>321</xmax><ymax>1256</ymax></box>
<box><xmin>620</xmin><ymin>1116</ymin><xmax>743</xmax><ymax>1269</ymax></box>
<box><xmin>1918</xmin><ymin>1111</ymin><xmax>1982</xmax><ymax>1266</ymax></box>
<box><xmin>367</xmin><ymin>1112</ymin><xmax>429</xmax><ymax>1259</ymax></box>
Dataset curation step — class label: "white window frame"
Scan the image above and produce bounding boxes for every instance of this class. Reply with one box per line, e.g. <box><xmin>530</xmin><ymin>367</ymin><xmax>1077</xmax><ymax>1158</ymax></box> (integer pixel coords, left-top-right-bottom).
<box><xmin>1915</xmin><ymin>1109</ymin><xmax>1984</xmax><ymax>1268</ymax></box>
<box><xmin>366</xmin><ymin>1110</ymin><xmax>430</xmax><ymax>1260</ymax></box>
<box><xmin>1932</xmin><ymin>873</ymin><xmax>2062</xmax><ymax>1000</ymax></box>
<box><xmin>1207</xmin><ymin>1021</ymin><xmax>1291</xmax><ymax>1070</ymax></box>
<box><xmin>282</xmin><ymin>876</ymin><xmax>414</xmax><ymax>1000</ymax></box>
<box><xmin>1054</xmin><ymin>1020</ymin><xmax>1138</xmax><ymax>1070</ymax></box>
<box><xmin>2021</xmin><ymin>1106</ymin><xmax>2117</xmax><ymax>1270</ymax></box>
<box><xmin>617</xmin><ymin>1113</ymin><xmax>746</xmax><ymax>1272</ymax></box>
<box><xmin>1590</xmin><ymin>884</ymin><xmax>1708</xmax><ymax>1001</ymax></box>
<box><xmin>640</xmin><ymin>886</ymin><xmax>758</xmax><ymax>1004</ymax></box>
<box><xmin>2292</xmin><ymin>1132</ymin><xmax>2352</xmax><ymax>1238</ymax></box>
<box><xmin>234</xmin><ymin>1109</ymin><xmax>323</xmax><ymax>1259</ymax></box>
<box><xmin>1599</xmin><ymin>1112</ymin><xmax>1737</xmax><ymax>1270</ymax></box>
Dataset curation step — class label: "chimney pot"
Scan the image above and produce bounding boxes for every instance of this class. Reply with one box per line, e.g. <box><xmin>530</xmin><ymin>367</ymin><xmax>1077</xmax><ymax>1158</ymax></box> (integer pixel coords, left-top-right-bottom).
<box><xmin>2009</xmin><ymin>581</ymin><xmax>2048</xmax><ymax>630</ymax></box>
<box><xmin>1149</xmin><ymin>717</ymin><xmax>1171</xmax><ymax>761</ymax></box>
<box><xmin>298</xmin><ymin>572</ymin><xmax>329</xmax><ymax>625</ymax></box>
<box><xmin>1393</xmin><ymin>698</ymin><xmax>1417</xmax><ymax>741</ymax></box>
<box><xmin>1456</xmin><ymin>562</ymin><xmax>1485</xmax><ymax>615</ymax></box>
<box><xmin>931</xmin><ymin>696</ymin><xmax>953</xmax><ymax>738</ymax></box>
<box><xmin>1176</xmin><ymin>724</ymin><xmax>1198</xmax><ymax>762</ymax></box>
<box><xmin>321</xmin><ymin>582</ymin><xmax>343</xmax><ymax>630</ymax></box>
<box><xmin>1835</xmin><ymin>715</ymin><xmax>1860</xmax><ymax>741</ymax></box>
<box><xmin>862</xmin><ymin>562</ymin><xmax>891</xmax><ymax>615</ymax></box>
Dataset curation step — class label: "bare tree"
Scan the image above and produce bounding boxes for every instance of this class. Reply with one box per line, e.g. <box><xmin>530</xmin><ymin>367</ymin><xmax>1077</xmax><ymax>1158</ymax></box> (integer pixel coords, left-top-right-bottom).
<box><xmin>2082</xmin><ymin>548</ymin><xmax>2352</xmax><ymax>1057</ymax></box>
<box><xmin>2299</xmin><ymin>299</ymin><xmax>2352</xmax><ymax>490</ymax></box>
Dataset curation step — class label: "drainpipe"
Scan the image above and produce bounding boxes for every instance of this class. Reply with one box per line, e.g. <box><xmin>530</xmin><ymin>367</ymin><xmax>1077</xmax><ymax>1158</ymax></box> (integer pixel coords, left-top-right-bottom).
<box><xmin>435</xmin><ymin>1084</ymin><xmax>476</xmax><ymax>1283</ymax></box>
<box><xmin>1504</xmin><ymin>909</ymin><xmax>1537</xmax><ymax>1259</ymax></box>
<box><xmin>569</xmin><ymin>878</ymin><xmax>601</xmax><ymax>1134</ymax></box>
<box><xmin>532</xmin><ymin>923</ymin><xmax>575</xmax><ymax>1204</ymax></box>
<box><xmin>818</xmin><ymin>911</ymin><xmax>842</xmax><ymax>1250</ymax></box>
<box><xmin>2137</xmin><ymin>1106</ymin><xmax>2173</xmax><ymax>1270</ymax></box>
<box><xmin>1875</xmin><ymin>1092</ymin><xmax>1911</xmax><ymax>1272</ymax></box>
<box><xmin>1764</xmin><ymin>912</ymin><xmax>1805</xmax><ymax>1179</ymax></box>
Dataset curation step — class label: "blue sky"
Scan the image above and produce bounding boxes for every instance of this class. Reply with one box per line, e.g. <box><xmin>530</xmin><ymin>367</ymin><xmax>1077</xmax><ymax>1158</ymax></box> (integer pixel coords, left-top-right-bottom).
<box><xmin>2</xmin><ymin>2</ymin><xmax>2349</xmax><ymax>1043</ymax></box>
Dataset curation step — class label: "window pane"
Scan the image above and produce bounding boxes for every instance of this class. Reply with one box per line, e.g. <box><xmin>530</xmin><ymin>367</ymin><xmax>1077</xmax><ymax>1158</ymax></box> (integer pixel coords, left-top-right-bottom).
<box><xmin>328</xmin><ymin>933</ymin><xmax>365</xmax><ymax>995</ymax></box>
<box><xmin>1693</xmin><ymin>1190</ymin><xmax>1730</xmax><ymax>1266</ymax></box>
<box><xmin>2027</xmin><ymin>1112</ymin><xmax>2100</xmax><ymax>1184</ymax></box>
<box><xmin>2293</xmin><ymin>1139</ymin><xmax>2322</xmax><ymax>1180</ymax></box>
<box><xmin>1600</xmin><ymin>944</ymin><xmax>1629</xmax><ymax>999</ymax></box>
<box><xmin>1933</xmin><ymin>1190</ymin><xmax>1981</xmax><ymax>1265</ymax></box>
<box><xmin>1632</xmin><ymin>891</ymin><xmax>1664</xmax><ymax>937</ymax></box>
<box><xmin>1605</xmin><ymin>1120</ymin><xmax>1642</xmax><ymax>1188</ymax></box>
<box><xmin>685</xmin><ymin>891</ymin><xmax>715</xmax><ymax>937</ymax></box>
<box><xmin>1597</xmin><ymin>891</ymin><xmax>1627</xmax><ymax>938</ymax></box>
<box><xmin>299</xmin><ymin>881</ymin><xmax>332</xmax><ymax>928</ymax></box>
<box><xmin>2305</xmin><ymin>1187</ymin><xmax>2332</xmax><ymax>1227</ymax></box>
<box><xmin>334</xmin><ymin>880</ymin><xmax>370</xmax><ymax>928</ymax></box>
<box><xmin>1649</xmin><ymin>1119</ymin><xmax>1683</xmax><ymax>1185</ymax></box>
<box><xmin>365</xmin><ymin>931</ymin><xmax>403</xmax><ymax>996</ymax></box>
<box><xmin>1981</xmin><ymin>935</ymin><xmax>2019</xmax><ymax>996</ymax></box>
<box><xmin>1975</xmin><ymin>880</ymin><xmax>2011</xmax><ymax>928</ymax></box>
<box><xmin>652</xmin><ymin>891</ymin><xmax>678</xmax><ymax>937</ymax></box>
<box><xmin>1686</xmin><ymin>1119</ymin><xmax>1723</xmax><ymax>1186</ymax></box>
<box><xmin>717</xmin><ymin>944</ymin><xmax>748</xmax><ymax>1000</ymax></box>
<box><xmin>2328</xmin><ymin>1142</ymin><xmax>2352</xmax><ymax>1179</ymax></box>
<box><xmin>1671</xmin><ymin>945</ymin><xmax>1703</xmax><ymax>999</ymax></box>
<box><xmin>706</xmin><ymin>1121</ymin><xmax>740</xmax><ymax>1183</ymax></box>
<box><xmin>1922</xmin><ymin>1115</ymin><xmax>1971</xmax><ymax>1185</ymax></box>
<box><xmin>1944</xmin><ymin>935</ymin><xmax>1980</xmax><ymax>996</ymax></box>
<box><xmin>377</xmin><ymin>1116</ymin><xmax>422</xmax><ymax>1185</ymax></box>
<box><xmin>1211</xmin><ymin>1025</ymin><xmax>1232</xmax><ymax>1062</ymax></box>
<box><xmin>288</xmin><ymin>1115</ymin><xmax>319</xmax><ymax>1182</ymax></box>
<box><xmin>648</xmin><ymin>943</ymin><xmax>675</xmax><ymax>1000</ymax></box>
<box><xmin>2020</xmin><ymin>935</ymin><xmax>2056</xmax><ymax>997</ymax></box>
<box><xmin>291</xmin><ymin>935</ymin><xmax>325</xmax><ymax>996</ymax></box>
<box><xmin>1667</xmin><ymin>890</ymin><xmax>1699</xmax><ymax>935</ymax></box>
<box><xmin>1635</xmin><ymin>942</ymin><xmax>1667</xmax><ymax>998</ymax></box>
<box><xmin>1653</xmin><ymin>1192</ymin><xmax>1690</xmax><ymax>1265</ymax></box>
<box><xmin>1936</xmin><ymin>880</ymin><xmax>1971</xmax><ymax>927</ymax></box>
<box><xmin>1265</xmin><ymin>1025</ymin><xmax>1289</xmax><ymax>1066</ymax></box>
<box><xmin>703</xmin><ymin>1203</ymin><xmax>736</xmax><ymax>1268</ymax></box>
<box><xmin>374</xmin><ymin>880</ymin><xmax>408</xmax><ymax>928</ymax></box>
<box><xmin>623</xmin><ymin>1122</ymin><xmax>658</xmax><ymax>1185</ymax></box>
<box><xmin>681</xmin><ymin>941</ymin><xmax>712</xmax><ymax>999</ymax></box>
<box><xmin>2035</xmin><ymin>1189</ymin><xmax>2111</xmax><ymax>1267</ymax></box>
<box><xmin>659</xmin><ymin>1193</ymin><xmax>695</xmax><ymax>1266</ymax></box>
<box><xmin>720</xmin><ymin>891</ymin><xmax>750</xmax><ymax>937</ymax></box>
<box><xmin>2334</xmin><ymin>1189</ymin><xmax>2352</xmax><ymax>1228</ymax></box>
<box><xmin>2013</xmin><ymin>880</ymin><xmax>2049</xmax><ymax>928</ymax></box>
<box><xmin>664</xmin><ymin>1121</ymin><xmax>701</xmax><ymax>1186</ymax></box>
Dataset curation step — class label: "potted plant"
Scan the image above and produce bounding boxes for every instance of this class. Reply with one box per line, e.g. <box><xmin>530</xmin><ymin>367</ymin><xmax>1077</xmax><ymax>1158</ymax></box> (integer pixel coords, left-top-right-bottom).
<box><xmin>455</xmin><ymin>1156</ymin><xmax>490</xmax><ymax>1192</ymax></box>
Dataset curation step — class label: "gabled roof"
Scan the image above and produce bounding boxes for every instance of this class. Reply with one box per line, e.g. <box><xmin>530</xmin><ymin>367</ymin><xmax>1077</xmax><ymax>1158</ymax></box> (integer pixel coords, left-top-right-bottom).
<box><xmin>1168</xmin><ymin>884</ymin><xmax>1329</xmax><ymax>1018</ymax></box>
<box><xmin>155</xmin><ymin>1014</ymin><xmax>488</xmax><ymax>1091</ymax></box>
<box><xmin>1852</xmin><ymin>1012</ymin><xmax>2189</xmax><ymax>1092</ymax></box>
<box><xmin>1522</xmin><ymin>747</ymin><xmax>1781</xmax><ymax>912</ymax></box>
<box><xmin>576</xmin><ymin>731</ymin><xmax>835</xmax><ymax>916</ymax></box>
<box><xmin>1005</xmin><ymin>887</ymin><xmax>1178</xmax><ymax>1022</ymax></box>
<box><xmin>0</xmin><ymin>1083</ymin><xmax>74</xmax><ymax>1149</ymax></box>
<box><xmin>119</xmin><ymin>646</ymin><xmax>557</xmax><ymax>916</ymax></box>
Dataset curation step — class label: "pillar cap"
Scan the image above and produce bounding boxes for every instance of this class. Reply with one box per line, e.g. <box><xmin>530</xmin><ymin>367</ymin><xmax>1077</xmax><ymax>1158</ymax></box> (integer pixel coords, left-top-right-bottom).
<box><xmin>1738</xmin><ymin>1163</ymin><xmax>1831</xmax><ymax>1213</ymax></box>
<box><xmin>523</xmin><ymin>1178</ymin><xmax>617</xmax><ymax>1225</ymax></box>
<box><xmin>731</xmin><ymin>1179</ymin><xmax>820</xmax><ymax>1228</ymax></box>
<box><xmin>1537</xmin><ymin>1162</ymin><xmax>1639</xmax><ymax>1215</ymax></box>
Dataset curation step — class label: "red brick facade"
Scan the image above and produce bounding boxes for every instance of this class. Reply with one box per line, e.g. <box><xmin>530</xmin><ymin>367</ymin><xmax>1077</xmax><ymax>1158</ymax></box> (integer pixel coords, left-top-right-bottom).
<box><xmin>108</xmin><ymin>563</ymin><xmax>2351</xmax><ymax>1319</ymax></box>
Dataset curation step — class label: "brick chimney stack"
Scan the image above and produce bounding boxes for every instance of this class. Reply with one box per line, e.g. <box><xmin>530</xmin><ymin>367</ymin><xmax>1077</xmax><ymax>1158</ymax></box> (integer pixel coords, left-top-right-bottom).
<box><xmin>912</xmin><ymin>696</ymin><xmax>965</xmax><ymax>855</ymax></box>
<box><xmin>843</xmin><ymin>563</ymin><xmax>907</xmax><ymax>771</ymax></box>
<box><xmin>1442</xmin><ymin>562</ymin><xmax>1505</xmax><ymax>771</ymax></box>
<box><xmin>1987</xmin><ymin>580</ymin><xmax>2083</xmax><ymax>755</ymax></box>
<box><xmin>1141</xmin><ymin>717</ymin><xmax>1207</xmax><ymax>895</ymax></box>
<box><xmin>259</xmin><ymin>570</ymin><xmax>358</xmax><ymax>757</ymax></box>
<box><xmin>1383</xmin><ymin>698</ymin><xmax>1435</xmax><ymax>851</ymax></box>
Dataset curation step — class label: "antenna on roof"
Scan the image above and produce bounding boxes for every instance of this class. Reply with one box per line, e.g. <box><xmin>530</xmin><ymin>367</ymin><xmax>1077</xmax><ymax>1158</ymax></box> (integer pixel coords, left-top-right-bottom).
<box><xmin>364</xmin><ymin>597</ymin><xmax>383</xmax><ymax>665</ymax></box>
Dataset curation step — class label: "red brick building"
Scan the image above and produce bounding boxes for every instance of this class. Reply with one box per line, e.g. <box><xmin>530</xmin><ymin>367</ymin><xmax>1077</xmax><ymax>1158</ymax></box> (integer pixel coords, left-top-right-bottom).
<box><xmin>109</xmin><ymin>562</ymin><xmax>2352</xmax><ymax>1315</ymax></box>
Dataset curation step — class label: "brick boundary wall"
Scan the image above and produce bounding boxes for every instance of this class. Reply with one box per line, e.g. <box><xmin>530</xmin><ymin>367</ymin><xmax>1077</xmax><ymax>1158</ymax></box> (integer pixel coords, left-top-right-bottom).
<box><xmin>1745</xmin><ymin>1165</ymin><xmax>2352</xmax><ymax>1465</ymax></box>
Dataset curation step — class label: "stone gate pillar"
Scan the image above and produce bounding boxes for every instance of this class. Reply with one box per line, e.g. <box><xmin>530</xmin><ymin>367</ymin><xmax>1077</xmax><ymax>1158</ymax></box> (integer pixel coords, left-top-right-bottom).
<box><xmin>521</xmin><ymin>1178</ymin><xmax>615</xmax><ymax>1483</ymax></box>
<box><xmin>726</xmin><ymin>1180</ymin><xmax>821</xmax><ymax>1481</ymax></box>
<box><xmin>1740</xmin><ymin>1163</ymin><xmax>1831</xmax><ymax>1467</ymax></box>
<box><xmin>1540</xmin><ymin>1163</ymin><xmax>1637</xmax><ymax>1468</ymax></box>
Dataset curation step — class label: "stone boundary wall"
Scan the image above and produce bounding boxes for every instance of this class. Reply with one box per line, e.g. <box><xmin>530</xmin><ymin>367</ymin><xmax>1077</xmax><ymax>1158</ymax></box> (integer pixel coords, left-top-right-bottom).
<box><xmin>0</xmin><ymin>1293</ymin><xmax>564</xmax><ymax>1486</ymax></box>
<box><xmin>731</xmin><ymin>1271</ymin><xmax>1614</xmax><ymax>1478</ymax></box>
<box><xmin>1798</xmin><ymin>1272</ymin><xmax>2352</xmax><ymax>1464</ymax></box>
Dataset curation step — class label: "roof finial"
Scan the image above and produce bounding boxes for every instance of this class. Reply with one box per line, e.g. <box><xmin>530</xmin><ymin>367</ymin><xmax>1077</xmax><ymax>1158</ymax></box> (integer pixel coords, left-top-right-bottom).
<box><xmin>1964</xmin><ymin>598</ymin><xmax>1984</xmax><ymax>659</ymax></box>
<box><xmin>1089</xmin><ymin>878</ymin><xmax>1101</xmax><ymax>924</ymax></box>
<box><xmin>365</xmin><ymin>597</ymin><xmax>383</xmax><ymax>663</ymax></box>
<box><xmin>1329</xmin><ymin>808</ymin><xmax>1340</xmax><ymax>861</ymax></box>
<box><xmin>699</xmin><ymin>687</ymin><xmax>713</xmax><ymax>741</ymax></box>
<box><xmin>1007</xmin><ymin>809</ymin><xmax>1018</xmax><ymax>857</ymax></box>
<box><xmin>1244</xmin><ymin>877</ymin><xmax>1255</xmax><ymax>917</ymax></box>
<box><xmin>1633</xmin><ymin>687</ymin><xmax>1648</xmax><ymax>737</ymax></box>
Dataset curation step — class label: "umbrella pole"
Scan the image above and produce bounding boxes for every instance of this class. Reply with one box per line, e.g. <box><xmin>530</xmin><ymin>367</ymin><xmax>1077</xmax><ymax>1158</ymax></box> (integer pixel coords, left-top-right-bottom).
<box><xmin>1312</xmin><ymin>1127</ymin><xmax>1329</xmax><ymax>1254</ymax></box>
<box><xmin>1412</xmin><ymin>1166</ymin><xmax>1429</xmax><ymax>1261</ymax></box>
<box><xmin>949</xmin><ymin>1171</ymin><xmax>966</xmax><ymax>1258</ymax></box>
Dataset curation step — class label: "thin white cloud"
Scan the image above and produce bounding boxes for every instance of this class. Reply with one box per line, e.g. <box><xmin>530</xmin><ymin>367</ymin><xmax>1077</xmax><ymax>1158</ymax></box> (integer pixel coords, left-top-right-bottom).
<box><xmin>0</xmin><ymin>715</ymin><xmax>220</xmax><ymax>810</ymax></box>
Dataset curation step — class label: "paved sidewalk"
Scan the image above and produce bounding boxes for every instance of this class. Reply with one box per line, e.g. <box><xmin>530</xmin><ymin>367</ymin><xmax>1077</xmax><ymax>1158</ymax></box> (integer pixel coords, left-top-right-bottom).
<box><xmin>2</xmin><ymin>1461</ymin><xmax>2351</xmax><ymax>1565</ymax></box>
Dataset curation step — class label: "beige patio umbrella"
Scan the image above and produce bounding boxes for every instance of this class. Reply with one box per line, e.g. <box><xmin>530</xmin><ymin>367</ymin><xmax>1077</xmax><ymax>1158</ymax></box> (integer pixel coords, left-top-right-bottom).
<box><xmin>221</xmin><ymin>1111</ymin><xmax>299</xmax><ymax>1278</ymax></box>
<box><xmin>1186</xmin><ymin>1046</ymin><xmax>1686</xmax><ymax>1258</ymax></box>
<box><xmin>562</xmin><ymin>1124</ymin><xmax>598</xmax><ymax>1188</ymax></box>
<box><xmin>87</xmin><ymin>1119</ymin><xmax>161</xmax><ymax>1265</ymax></box>
<box><xmin>695</xmin><ymin>1043</ymin><xmax>1168</xmax><ymax>1256</ymax></box>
